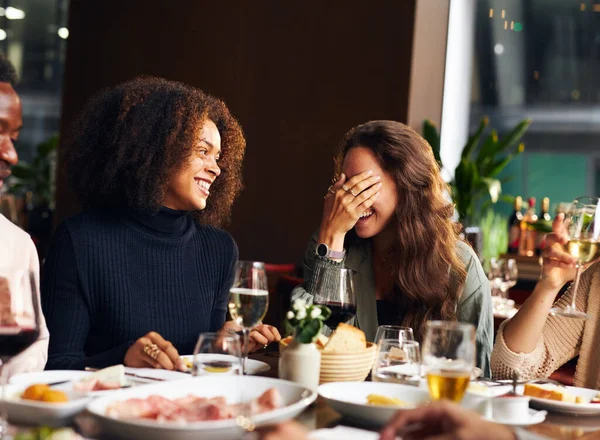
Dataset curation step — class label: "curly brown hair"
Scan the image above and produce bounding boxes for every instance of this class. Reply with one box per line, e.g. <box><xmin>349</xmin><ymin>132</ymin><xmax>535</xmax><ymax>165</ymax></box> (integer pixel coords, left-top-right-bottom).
<box><xmin>66</xmin><ymin>76</ymin><xmax>246</xmax><ymax>227</ymax></box>
<box><xmin>335</xmin><ymin>120</ymin><xmax>467</xmax><ymax>341</ymax></box>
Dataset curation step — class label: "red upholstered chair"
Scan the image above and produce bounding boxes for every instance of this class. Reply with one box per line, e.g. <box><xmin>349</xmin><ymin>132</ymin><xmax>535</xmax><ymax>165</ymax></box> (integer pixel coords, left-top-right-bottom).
<box><xmin>262</xmin><ymin>265</ymin><xmax>300</xmax><ymax>331</ymax></box>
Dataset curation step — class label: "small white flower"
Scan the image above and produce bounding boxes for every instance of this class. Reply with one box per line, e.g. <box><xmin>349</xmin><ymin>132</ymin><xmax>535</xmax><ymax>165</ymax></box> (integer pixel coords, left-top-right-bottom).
<box><xmin>310</xmin><ymin>308</ymin><xmax>321</xmax><ymax>319</ymax></box>
<box><xmin>286</xmin><ymin>311</ymin><xmax>295</xmax><ymax>320</ymax></box>
<box><xmin>292</xmin><ymin>299</ymin><xmax>307</xmax><ymax>311</ymax></box>
<box><xmin>296</xmin><ymin>309</ymin><xmax>307</xmax><ymax>320</ymax></box>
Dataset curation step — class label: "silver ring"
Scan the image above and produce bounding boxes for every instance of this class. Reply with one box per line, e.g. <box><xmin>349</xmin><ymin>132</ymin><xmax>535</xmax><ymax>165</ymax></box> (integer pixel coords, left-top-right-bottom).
<box><xmin>342</xmin><ymin>184</ymin><xmax>350</xmax><ymax>192</ymax></box>
<box><xmin>350</xmin><ymin>189</ymin><xmax>357</xmax><ymax>197</ymax></box>
<box><xmin>327</xmin><ymin>185</ymin><xmax>335</xmax><ymax>194</ymax></box>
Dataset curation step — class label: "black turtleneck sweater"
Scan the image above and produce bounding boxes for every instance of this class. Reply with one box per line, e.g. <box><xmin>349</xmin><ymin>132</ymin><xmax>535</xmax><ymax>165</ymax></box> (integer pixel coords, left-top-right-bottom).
<box><xmin>42</xmin><ymin>208</ymin><xmax>238</xmax><ymax>370</ymax></box>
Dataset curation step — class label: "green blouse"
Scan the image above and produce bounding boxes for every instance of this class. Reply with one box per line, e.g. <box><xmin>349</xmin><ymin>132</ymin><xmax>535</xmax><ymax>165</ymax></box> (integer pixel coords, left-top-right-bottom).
<box><xmin>291</xmin><ymin>233</ymin><xmax>494</xmax><ymax>378</ymax></box>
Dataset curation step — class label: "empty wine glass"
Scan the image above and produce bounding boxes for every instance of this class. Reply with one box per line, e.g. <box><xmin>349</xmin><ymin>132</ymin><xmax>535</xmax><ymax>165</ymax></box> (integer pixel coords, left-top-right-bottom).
<box><xmin>228</xmin><ymin>261</ymin><xmax>269</xmax><ymax>374</ymax></box>
<box><xmin>0</xmin><ymin>269</ymin><xmax>40</xmax><ymax>438</ymax></box>
<box><xmin>312</xmin><ymin>267</ymin><xmax>356</xmax><ymax>329</ymax></box>
<box><xmin>372</xmin><ymin>339</ymin><xmax>421</xmax><ymax>384</ymax></box>
<box><xmin>549</xmin><ymin>196</ymin><xmax>600</xmax><ymax>319</ymax></box>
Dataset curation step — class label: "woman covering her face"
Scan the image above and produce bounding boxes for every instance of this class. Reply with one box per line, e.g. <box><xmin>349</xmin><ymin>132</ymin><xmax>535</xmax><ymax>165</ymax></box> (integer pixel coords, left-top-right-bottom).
<box><xmin>43</xmin><ymin>76</ymin><xmax>279</xmax><ymax>371</ymax></box>
<box><xmin>292</xmin><ymin>120</ymin><xmax>493</xmax><ymax>376</ymax></box>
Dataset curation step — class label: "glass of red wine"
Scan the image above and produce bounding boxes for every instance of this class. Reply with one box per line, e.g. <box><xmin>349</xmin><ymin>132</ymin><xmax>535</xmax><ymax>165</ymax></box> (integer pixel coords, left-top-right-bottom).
<box><xmin>312</xmin><ymin>267</ymin><xmax>356</xmax><ymax>329</ymax></box>
<box><xmin>0</xmin><ymin>268</ymin><xmax>40</xmax><ymax>436</ymax></box>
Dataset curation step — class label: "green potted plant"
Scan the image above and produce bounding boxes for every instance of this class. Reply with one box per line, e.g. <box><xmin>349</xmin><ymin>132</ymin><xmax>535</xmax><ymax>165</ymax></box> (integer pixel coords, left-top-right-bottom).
<box><xmin>422</xmin><ymin>117</ymin><xmax>530</xmax><ymax>254</ymax></box>
<box><xmin>7</xmin><ymin>134</ymin><xmax>58</xmax><ymax>257</ymax></box>
<box><xmin>279</xmin><ymin>299</ymin><xmax>331</xmax><ymax>391</ymax></box>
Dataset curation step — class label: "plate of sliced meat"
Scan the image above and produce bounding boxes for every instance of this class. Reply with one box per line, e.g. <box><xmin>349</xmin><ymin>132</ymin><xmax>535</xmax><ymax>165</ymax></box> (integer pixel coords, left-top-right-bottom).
<box><xmin>87</xmin><ymin>376</ymin><xmax>317</xmax><ymax>440</ymax></box>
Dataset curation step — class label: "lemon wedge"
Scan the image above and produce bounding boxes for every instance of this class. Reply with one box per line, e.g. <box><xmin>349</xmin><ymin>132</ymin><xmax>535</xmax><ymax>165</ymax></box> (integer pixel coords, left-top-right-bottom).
<box><xmin>367</xmin><ymin>394</ymin><xmax>408</xmax><ymax>407</ymax></box>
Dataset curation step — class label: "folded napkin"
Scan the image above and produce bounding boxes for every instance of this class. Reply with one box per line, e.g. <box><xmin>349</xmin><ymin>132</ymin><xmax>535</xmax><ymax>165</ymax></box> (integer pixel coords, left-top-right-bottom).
<box><xmin>309</xmin><ymin>426</ymin><xmax>380</xmax><ymax>440</ymax></box>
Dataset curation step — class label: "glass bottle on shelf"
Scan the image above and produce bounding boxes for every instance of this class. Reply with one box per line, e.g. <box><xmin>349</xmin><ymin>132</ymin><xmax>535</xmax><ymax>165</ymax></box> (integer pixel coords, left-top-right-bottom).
<box><xmin>519</xmin><ymin>197</ymin><xmax>537</xmax><ymax>257</ymax></box>
<box><xmin>508</xmin><ymin>196</ymin><xmax>523</xmax><ymax>254</ymax></box>
<box><xmin>535</xmin><ymin>197</ymin><xmax>552</xmax><ymax>255</ymax></box>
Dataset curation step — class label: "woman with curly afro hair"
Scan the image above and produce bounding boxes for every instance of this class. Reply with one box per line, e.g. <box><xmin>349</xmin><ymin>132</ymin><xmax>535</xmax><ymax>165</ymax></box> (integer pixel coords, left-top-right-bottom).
<box><xmin>42</xmin><ymin>76</ymin><xmax>280</xmax><ymax>371</ymax></box>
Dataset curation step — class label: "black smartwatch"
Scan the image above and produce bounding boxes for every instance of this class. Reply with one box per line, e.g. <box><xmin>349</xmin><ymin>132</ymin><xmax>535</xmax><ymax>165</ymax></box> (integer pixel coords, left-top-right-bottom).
<box><xmin>316</xmin><ymin>243</ymin><xmax>346</xmax><ymax>259</ymax></box>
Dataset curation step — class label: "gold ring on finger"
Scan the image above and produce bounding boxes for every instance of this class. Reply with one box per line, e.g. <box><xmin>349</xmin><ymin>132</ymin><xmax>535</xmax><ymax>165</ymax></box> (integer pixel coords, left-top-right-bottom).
<box><xmin>143</xmin><ymin>343</ymin><xmax>161</xmax><ymax>360</ymax></box>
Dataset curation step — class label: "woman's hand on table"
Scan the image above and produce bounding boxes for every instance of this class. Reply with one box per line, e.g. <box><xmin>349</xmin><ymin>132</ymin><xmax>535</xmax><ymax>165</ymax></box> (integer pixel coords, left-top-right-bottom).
<box><xmin>124</xmin><ymin>331</ymin><xmax>187</xmax><ymax>371</ymax></box>
<box><xmin>220</xmin><ymin>321</ymin><xmax>282</xmax><ymax>352</ymax></box>
<box><xmin>380</xmin><ymin>401</ymin><xmax>515</xmax><ymax>440</ymax></box>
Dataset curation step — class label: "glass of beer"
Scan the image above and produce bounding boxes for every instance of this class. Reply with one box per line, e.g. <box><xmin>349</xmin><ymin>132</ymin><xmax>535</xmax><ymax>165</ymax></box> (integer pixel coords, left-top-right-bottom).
<box><xmin>422</xmin><ymin>321</ymin><xmax>475</xmax><ymax>403</ymax></box>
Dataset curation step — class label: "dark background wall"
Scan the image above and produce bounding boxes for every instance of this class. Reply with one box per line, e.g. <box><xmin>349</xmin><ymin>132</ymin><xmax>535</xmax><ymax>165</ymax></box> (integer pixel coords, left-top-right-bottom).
<box><xmin>56</xmin><ymin>0</ymin><xmax>416</xmax><ymax>265</ymax></box>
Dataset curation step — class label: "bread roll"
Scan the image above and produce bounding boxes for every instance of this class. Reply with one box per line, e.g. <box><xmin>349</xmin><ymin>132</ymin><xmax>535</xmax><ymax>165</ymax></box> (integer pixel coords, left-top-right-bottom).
<box><xmin>323</xmin><ymin>323</ymin><xmax>366</xmax><ymax>353</ymax></box>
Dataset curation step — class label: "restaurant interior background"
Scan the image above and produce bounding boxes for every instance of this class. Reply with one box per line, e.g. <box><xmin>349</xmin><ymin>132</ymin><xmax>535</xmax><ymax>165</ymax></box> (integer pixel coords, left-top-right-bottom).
<box><xmin>1</xmin><ymin>0</ymin><xmax>599</xmax><ymax>270</ymax></box>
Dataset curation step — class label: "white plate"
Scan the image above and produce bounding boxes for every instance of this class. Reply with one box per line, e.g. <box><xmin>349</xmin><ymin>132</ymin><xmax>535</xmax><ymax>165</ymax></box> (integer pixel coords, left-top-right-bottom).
<box><xmin>87</xmin><ymin>376</ymin><xmax>316</xmax><ymax>440</ymax></box>
<box><xmin>180</xmin><ymin>354</ymin><xmax>271</xmax><ymax>376</ymax></box>
<box><xmin>484</xmin><ymin>408</ymin><xmax>547</xmax><ymax>426</ymax></box>
<box><xmin>0</xmin><ymin>384</ymin><xmax>91</xmax><ymax>426</ymax></box>
<box><xmin>319</xmin><ymin>382</ymin><xmax>498</xmax><ymax>427</ymax></box>
<box><xmin>10</xmin><ymin>370</ymin><xmax>136</xmax><ymax>397</ymax></box>
<box><xmin>319</xmin><ymin>382</ymin><xmax>429</xmax><ymax>427</ymax></box>
<box><xmin>518</xmin><ymin>385</ymin><xmax>600</xmax><ymax>415</ymax></box>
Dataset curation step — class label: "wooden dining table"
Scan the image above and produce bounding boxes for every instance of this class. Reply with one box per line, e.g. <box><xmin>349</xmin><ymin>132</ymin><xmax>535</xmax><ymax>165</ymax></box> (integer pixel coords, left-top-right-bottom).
<box><xmin>9</xmin><ymin>350</ymin><xmax>600</xmax><ymax>439</ymax></box>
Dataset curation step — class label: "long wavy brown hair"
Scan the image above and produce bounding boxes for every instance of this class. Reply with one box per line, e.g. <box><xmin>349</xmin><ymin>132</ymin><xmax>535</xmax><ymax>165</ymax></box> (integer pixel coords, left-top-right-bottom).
<box><xmin>335</xmin><ymin>120</ymin><xmax>467</xmax><ymax>340</ymax></box>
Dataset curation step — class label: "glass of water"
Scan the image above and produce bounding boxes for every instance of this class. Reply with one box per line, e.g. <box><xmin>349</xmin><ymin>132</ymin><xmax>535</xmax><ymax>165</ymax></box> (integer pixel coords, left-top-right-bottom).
<box><xmin>372</xmin><ymin>339</ymin><xmax>421</xmax><ymax>384</ymax></box>
<box><xmin>192</xmin><ymin>332</ymin><xmax>243</xmax><ymax>377</ymax></box>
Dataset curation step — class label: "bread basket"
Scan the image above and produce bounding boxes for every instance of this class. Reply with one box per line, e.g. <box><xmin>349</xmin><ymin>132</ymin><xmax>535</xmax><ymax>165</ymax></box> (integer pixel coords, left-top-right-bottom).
<box><xmin>280</xmin><ymin>337</ymin><xmax>376</xmax><ymax>384</ymax></box>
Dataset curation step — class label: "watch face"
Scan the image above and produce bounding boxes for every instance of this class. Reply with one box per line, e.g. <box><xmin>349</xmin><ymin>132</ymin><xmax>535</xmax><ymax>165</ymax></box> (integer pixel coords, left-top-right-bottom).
<box><xmin>316</xmin><ymin>243</ymin><xmax>328</xmax><ymax>257</ymax></box>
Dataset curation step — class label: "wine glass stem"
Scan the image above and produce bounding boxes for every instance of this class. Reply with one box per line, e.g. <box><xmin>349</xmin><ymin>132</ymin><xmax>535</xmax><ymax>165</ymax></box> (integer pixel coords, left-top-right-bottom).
<box><xmin>241</xmin><ymin>328</ymin><xmax>249</xmax><ymax>375</ymax></box>
<box><xmin>569</xmin><ymin>264</ymin><xmax>583</xmax><ymax>311</ymax></box>
<box><xmin>0</xmin><ymin>359</ymin><xmax>7</xmax><ymax>439</ymax></box>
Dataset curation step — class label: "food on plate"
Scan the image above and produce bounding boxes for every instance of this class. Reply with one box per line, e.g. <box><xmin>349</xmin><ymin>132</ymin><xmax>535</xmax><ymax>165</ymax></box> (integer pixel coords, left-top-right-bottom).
<box><xmin>74</xmin><ymin>364</ymin><xmax>127</xmax><ymax>392</ymax></box>
<box><xmin>182</xmin><ymin>357</ymin><xmax>193</xmax><ymax>370</ymax></box>
<box><xmin>106</xmin><ymin>387</ymin><xmax>282</xmax><ymax>423</ymax></box>
<box><xmin>41</xmin><ymin>389</ymin><xmax>70</xmax><ymax>403</ymax></box>
<box><xmin>21</xmin><ymin>384</ymin><xmax>69</xmax><ymax>403</ymax></box>
<box><xmin>21</xmin><ymin>383</ymin><xmax>50</xmax><ymax>401</ymax></box>
<box><xmin>322</xmin><ymin>323</ymin><xmax>366</xmax><ymax>354</ymax></box>
<box><xmin>592</xmin><ymin>393</ymin><xmax>600</xmax><ymax>404</ymax></box>
<box><xmin>14</xmin><ymin>427</ymin><xmax>83</xmax><ymax>440</ymax></box>
<box><xmin>523</xmin><ymin>383</ymin><xmax>590</xmax><ymax>404</ymax></box>
<box><xmin>366</xmin><ymin>393</ymin><xmax>410</xmax><ymax>407</ymax></box>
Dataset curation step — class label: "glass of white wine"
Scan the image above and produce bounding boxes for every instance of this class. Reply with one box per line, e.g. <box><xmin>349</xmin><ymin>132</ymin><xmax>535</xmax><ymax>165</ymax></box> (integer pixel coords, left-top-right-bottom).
<box><xmin>549</xmin><ymin>196</ymin><xmax>600</xmax><ymax>319</ymax></box>
<box><xmin>422</xmin><ymin>321</ymin><xmax>475</xmax><ymax>403</ymax></box>
<box><xmin>228</xmin><ymin>261</ymin><xmax>269</xmax><ymax>374</ymax></box>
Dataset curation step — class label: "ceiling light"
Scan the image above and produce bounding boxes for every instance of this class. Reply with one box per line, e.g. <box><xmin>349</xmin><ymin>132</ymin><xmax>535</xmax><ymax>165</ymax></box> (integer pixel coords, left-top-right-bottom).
<box><xmin>0</xmin><ymin>29</ymin><xmax>6</xmax><ymax>41</ymax></box>
<box><xmin>57</xmin><ymin>27</ymin><xmax>69</xmax><ymax>39</ymax></box>
<box><xmin>5</xmin><ymin>7</ymin><xmax>25</xmax><ymax>20</ymax></box>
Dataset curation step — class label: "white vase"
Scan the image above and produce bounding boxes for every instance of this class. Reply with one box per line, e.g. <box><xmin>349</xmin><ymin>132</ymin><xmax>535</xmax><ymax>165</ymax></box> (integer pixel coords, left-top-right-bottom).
<box><xmin>278</xmin><ymin>338</ymin><xmax>321</xmax><ymax>391</ymax></box>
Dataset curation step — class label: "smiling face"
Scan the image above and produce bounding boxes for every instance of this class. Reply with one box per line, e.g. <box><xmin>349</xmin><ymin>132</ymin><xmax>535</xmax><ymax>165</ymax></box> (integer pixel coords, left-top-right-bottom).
<box><xmin>163</xmin><ymin>119</ymin><xmax>221</xmax><ymax>211</ymax></box>
<box><xmin>342</xmin><ymin>146</ymin><xmax>398</xmax><ymax>239</ymax></box>
<box><xmin>0</xmin><ymin>82</ymin><xmax>22</xmax><ymax>190</ymax></box>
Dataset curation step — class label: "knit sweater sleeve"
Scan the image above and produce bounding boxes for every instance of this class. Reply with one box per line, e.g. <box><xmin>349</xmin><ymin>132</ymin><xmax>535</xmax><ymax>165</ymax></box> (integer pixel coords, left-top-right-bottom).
<box><xmin>490</xmin><ymin>266</ymin><xmax>591</xmax><ymax>380</ymax></box>
<box><xmin>42</xmin><ymin>223</ymin><xmax>133</xmax><ymax>370</ymax></box>
<box><xmin>210</xmin><ymin>232</ymin><xmax>238</xmax><ymax>331</ymax></box>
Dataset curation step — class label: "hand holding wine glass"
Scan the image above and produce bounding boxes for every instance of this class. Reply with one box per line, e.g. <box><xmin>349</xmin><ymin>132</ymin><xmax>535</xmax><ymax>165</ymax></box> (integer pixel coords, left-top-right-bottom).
<box><xmin>546</xmin><ymin>197</ymin><xmax>600</xmax><ymax>319</ymax></box>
